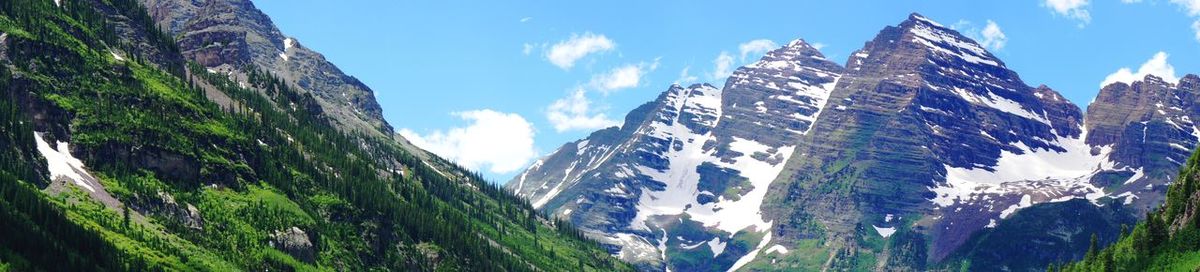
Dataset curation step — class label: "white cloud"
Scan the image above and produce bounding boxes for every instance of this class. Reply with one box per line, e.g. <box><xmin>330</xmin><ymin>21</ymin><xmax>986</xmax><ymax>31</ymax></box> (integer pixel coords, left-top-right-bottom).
<box><xmin>547</xmin><ymin>89</ymin><xmax>620</xmax><ymax>132</ymax></box>
<box><xmin>710</xmin><ymin>51</ymin><xmax>735</xmax><ymax>81</ymax></box>
<box><xmin>1170</xmin><ymin>0</ymin><xmax>1200</xmax><ymax>16</ymax></box>
<box><xmin>979</xmin><ymin>20</ymin><xmax>1007</xmax><ymax>51</ymax></box>
<box><xmin>1100</xmin><ymin>51</ymin><xmax>1179</xmax><ymax>88</ymax></box>
<box><xmin>522</xmin><ymin>43</ymin><xmax>534</xmax><ymax>55</ymax></box>
<box><xmin>589</xmin><ymin>60</ymin><xmax>659</xmax><ymax>94</ymax></box>
<box><xmin>1121</xmin><ymin>0</ymin><xmax>1143</xmax><ymax>3</ymax></box>
<box><xmin>399</xmin><ymin>110</ymin><xmax>537</xmax><ymax>174</ymax></box>
<box><xmin>520</xmin><ymin>17</ymin><xmax>533</xmax><ymax>23</ymax></box>
<box><xmin>545</xmin><ymin>32</ymin><xmax>615</xmax><ymax>70</ymax></box>
<box><xmin>675</xmin><ymin>66</ymin><xmax>699</xmax><ymax>85</ymax></box>
<box><xmin>1193</xmin><ymin>20</ymin><xmax>1200</xmax><ymax>42</ymax></box>
<box><xmin>1043</xmin><ymin>0</ymin><xmax>1091</xmax><ymax>26</ymax></box>
<box><xmin>811</xmin><ymin>42</ymin><xmax>827</xmax><ymax>50</ymax></box>
<box><xmin>738</xmin><ymin>39</ymin><xmax>778</xmax><ymax>61</ymax></box>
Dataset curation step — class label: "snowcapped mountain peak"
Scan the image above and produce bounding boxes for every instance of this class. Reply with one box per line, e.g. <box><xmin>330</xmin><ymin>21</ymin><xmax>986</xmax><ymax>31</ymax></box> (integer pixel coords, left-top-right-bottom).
<box><xmin>507</xmin><ymin>34</ymin><xmax>844</xmax><ymax>270</ymax></box>
<box><xmin>508</xmin><ymin>13</ymin><xmax>1200</xmax><ymax>271</ymax></box>
<box><xmin>907</xmin><ymin>12</ymin><xmax>945</xmax><ymax>28</ymax></box>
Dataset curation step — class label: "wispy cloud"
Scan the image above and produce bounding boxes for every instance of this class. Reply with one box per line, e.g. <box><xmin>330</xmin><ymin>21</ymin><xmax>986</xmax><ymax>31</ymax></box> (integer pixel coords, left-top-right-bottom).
<box><xmin>545</xmin><ymin>32</ymin><xmax>615</xmax><ymax>70</ymax></box>
<box><xmin>979</xmin><ymin>20</ymin><xmax>1007</xmax><ymax>51</ymax></box>
<box><xmin>675</xmin><ymin>66</ymin><xmax>699</xmax><ymax>85</ymax></box>
<box><xmin>522</xmin><ymin>43</ymin><xmax>534</xmax><ymax>55</ymax></box>
<box><xmin>738</xmin><ymin>39</ymin><xmax>778</xmax><ymax>61</ymax></box>
<box><xmin>546</xmin><ymin>89</ymin><xmax>620</xmax><ymax>132</ymax></box>
<box><xmin>399</xmin><ymin>110</ymin><xmax>538</xmax><ymax>174</ymax></box>
<box><xmin>951</xmin><ymin>20</ymin><xmax>1008</xmax><ymax>51</ymax></box>
<box><xmin>589</xmin><ymin>59</ymin><xmax>660</xmax><ymax>95</ymax></box>
<box><xmin>1042</xmin><ymin>0</ymin><xmax>1091</xmax><ymax>26</ymax></box>
<box><xmin>1100</xmin><ymin>51</ymin><xmax>1178</xmax><ymax>88</ymax></box>
<box><xmin>520</xmin><ymin>17</ymin><xmax>533</xmax><ymax>23</ymax></box>
<box><xmin>710</xmin><ymin>51</ymin><xmax>735</xmax><ymax>81</ymax></box>
<box><xmin>1193</xmin><ymin>20</ymin><xmax>1200</xmax><ymax>42</ymax></box>
<box><xmin>1170</xmin><ymin>0</ymin><xmax>1200</xmax><ymax>16</ymax></box>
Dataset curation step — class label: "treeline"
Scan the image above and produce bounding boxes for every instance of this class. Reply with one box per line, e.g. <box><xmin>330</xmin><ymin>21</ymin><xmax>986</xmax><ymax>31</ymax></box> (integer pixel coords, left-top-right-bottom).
<box><xmin>204</xmin><ymin>62</ymin><xmax>626</xmax><ymax>270</ymax></box>
<box><xmin>1056</xmin><ymin>150</ymin><xmax>1200</xmax><ymax>271</ymax></box>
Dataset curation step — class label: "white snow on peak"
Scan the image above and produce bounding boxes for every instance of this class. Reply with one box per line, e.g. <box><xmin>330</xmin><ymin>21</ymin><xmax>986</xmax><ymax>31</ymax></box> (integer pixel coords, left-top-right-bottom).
<box><xmin>34</xmin><ymin>132</ymin><xmax>97</xmax><ymax>192</ymax></box>
<box><xmin>949</xmin><ymin>86</ymin><xmax>1050</xmax><ymax>125</ymax></box>
<box><xmin>910</xmin><ymin>14</ymin><xmax>945</xmax><ymax>28</ymax></box>
<box><xmin>627</xmin><ymin>83</ymin><xmax>798</xmax><ymax>236</ymax></box>
<box><xmin>786</xmin><ymin>39</ymin><xmax>807</xmax><ymax>48</ymax></box>
<box><xmin>908</xmin><ymin>20</ymin><xmax>1000</xmax><ymax>67</ymax></box>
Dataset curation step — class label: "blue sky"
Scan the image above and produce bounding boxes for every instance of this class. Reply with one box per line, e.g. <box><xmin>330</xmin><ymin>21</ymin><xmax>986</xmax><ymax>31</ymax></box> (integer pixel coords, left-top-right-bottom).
<box><xmin>254</xmin><ymin>0</ymin><xmax>1200</xmax><ymax>183</ymax></box>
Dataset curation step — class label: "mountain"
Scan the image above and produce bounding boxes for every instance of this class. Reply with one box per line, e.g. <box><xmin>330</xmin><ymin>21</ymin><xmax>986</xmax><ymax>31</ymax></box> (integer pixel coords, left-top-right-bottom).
<box><xmin>510</xmin><ymin>39</ymin><xmax>842</xmax><ymax>271</ymax></box>
<box><xmin>0</xmin><ymin>0</ymin><xmax>628</xmax><ymax>271</ymax></box>
<box><xmin>508</xmin><ymin>13</ymin><xmax>1200</xmax><ymax>271</ymax></box>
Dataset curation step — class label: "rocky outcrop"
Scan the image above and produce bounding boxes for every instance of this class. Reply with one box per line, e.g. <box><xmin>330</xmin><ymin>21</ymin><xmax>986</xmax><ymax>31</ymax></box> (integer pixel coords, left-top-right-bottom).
<box><xmin>270</xmin><ymin>226</ymin><xmax>315</xmax><ymax>263</ymax></box>
<box><xmin>138</xmin><ymin>0</ymin><xmax>393</xmax><ymax>137</ymax></box>
<box><xmin>1084</xmin><ymin>74</ymin><xmax>1200</xmax><ymax>211</ymax></box>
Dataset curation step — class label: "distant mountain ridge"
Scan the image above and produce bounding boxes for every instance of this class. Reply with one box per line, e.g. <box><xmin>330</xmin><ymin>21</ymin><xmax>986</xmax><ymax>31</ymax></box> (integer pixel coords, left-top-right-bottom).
<box><xmin>508</xmin><ymin>13</ymin><xmax>1200</xmax><ymax>271</ymax></box>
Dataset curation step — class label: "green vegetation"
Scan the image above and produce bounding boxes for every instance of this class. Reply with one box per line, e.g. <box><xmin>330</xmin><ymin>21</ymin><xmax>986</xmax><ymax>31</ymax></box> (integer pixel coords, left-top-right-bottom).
<box><xmin>0</xmin><ymin>0</ymin><xmax>630</xmax><ymax>271</ymax></box>
<box><xmin>1058</xmin><ymin>149</ymin><xmax>1200</xmax><ymax>272</ymax></box>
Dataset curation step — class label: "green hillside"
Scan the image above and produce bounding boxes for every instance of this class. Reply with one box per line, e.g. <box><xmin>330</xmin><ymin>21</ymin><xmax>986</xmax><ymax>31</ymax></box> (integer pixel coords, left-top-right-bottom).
<box><xmin>0</xmin><ymin>0</ymin><xmax>629</xmax><ymax>271</ymax></box>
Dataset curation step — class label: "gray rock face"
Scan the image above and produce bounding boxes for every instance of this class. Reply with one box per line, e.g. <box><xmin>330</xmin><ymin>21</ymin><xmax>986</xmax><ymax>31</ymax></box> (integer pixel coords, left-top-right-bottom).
<box><xmin>1084</xmin><ymin>74</ymin><xmax>1200</xmax><ymax>211</ymax></box>
<box><xmin>509</xmin><ymin>13</ymin><xmax>1200</xmax><ymax>271</ymax></box>
<box><xmin>763</xmin><ymin>14</ymin><xmax>1097</xmax><ymax>265</ymax></box>
<box><xmin>139</xmin><ymin>0</ymin><xmax>393</xmax><ymax>136</ymax></box>
<box><xmin>271</xmin><ymin>226</ymin><xmax>315</xmax><ymax>263</ymax></box>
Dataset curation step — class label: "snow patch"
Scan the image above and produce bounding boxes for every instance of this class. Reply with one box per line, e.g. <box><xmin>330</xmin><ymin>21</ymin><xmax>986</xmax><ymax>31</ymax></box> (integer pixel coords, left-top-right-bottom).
<box><xmin>932</xmin><ymin>131</ymin><xmax>1114</xmax><ymax>207</ymax></box>
<box><xmin>998</xmin><ymin>194</ymin><xmax>1032</xmax><ymax>219</ymax></box>
<box><xmin>34</xmin><ymin>132</ymin><xmax>97</xmax><ymax>192</ymax></box>
<box><xmin>727</xmin><ymin>232</ymin><xmax>771</xmax><ymax>272</ymax></box>
<box><xmin>949</xmin><ymin>86</ymin><xmax>1050</xmax><ymax>125</ymax></box>
<box><xmin>873</xmin><ymin>225</ymin><xmax>897</xmax><ymax>238</ymax></box>
<box><xmin>707</xmin><ymin>237</ymin><xmax>726</xmax><ymax>257</ymax></box>
<box><xmin>765</xmin><ymin>244</ymin><xmax>789</xmax><ymax>255</ymax></box>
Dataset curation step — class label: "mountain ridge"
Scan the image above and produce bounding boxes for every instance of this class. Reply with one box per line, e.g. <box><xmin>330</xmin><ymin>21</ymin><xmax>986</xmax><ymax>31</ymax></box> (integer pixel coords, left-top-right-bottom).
<box><xmin>509</xmin><ymin>12</ymin><xmax>1200</xmax><ymax>271</ymax></box>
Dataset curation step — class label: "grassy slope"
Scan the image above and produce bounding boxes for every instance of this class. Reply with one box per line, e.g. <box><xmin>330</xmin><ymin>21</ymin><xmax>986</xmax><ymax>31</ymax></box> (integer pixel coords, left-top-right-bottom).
<box><xmin>0</xmin><ymin>0</ymin><xmax>630</xmax><ymax>271</ymax></box>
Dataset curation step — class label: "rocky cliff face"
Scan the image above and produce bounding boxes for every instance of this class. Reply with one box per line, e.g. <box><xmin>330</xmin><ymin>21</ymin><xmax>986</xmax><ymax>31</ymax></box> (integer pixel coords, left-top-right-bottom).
<box><xmin>1085</xmin><ymin>74</ymin><xmax>1200</xmax><ymax>210</ymax></box>
<box><xmin>509</xmin><ymin>13</ymin><xmax>1200</xmax><ymax>271</ymax></box>
<box><xmin>139</xmin><ymin>0</ymin><xmax>392</xmax><ymax>136</ymax></box>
